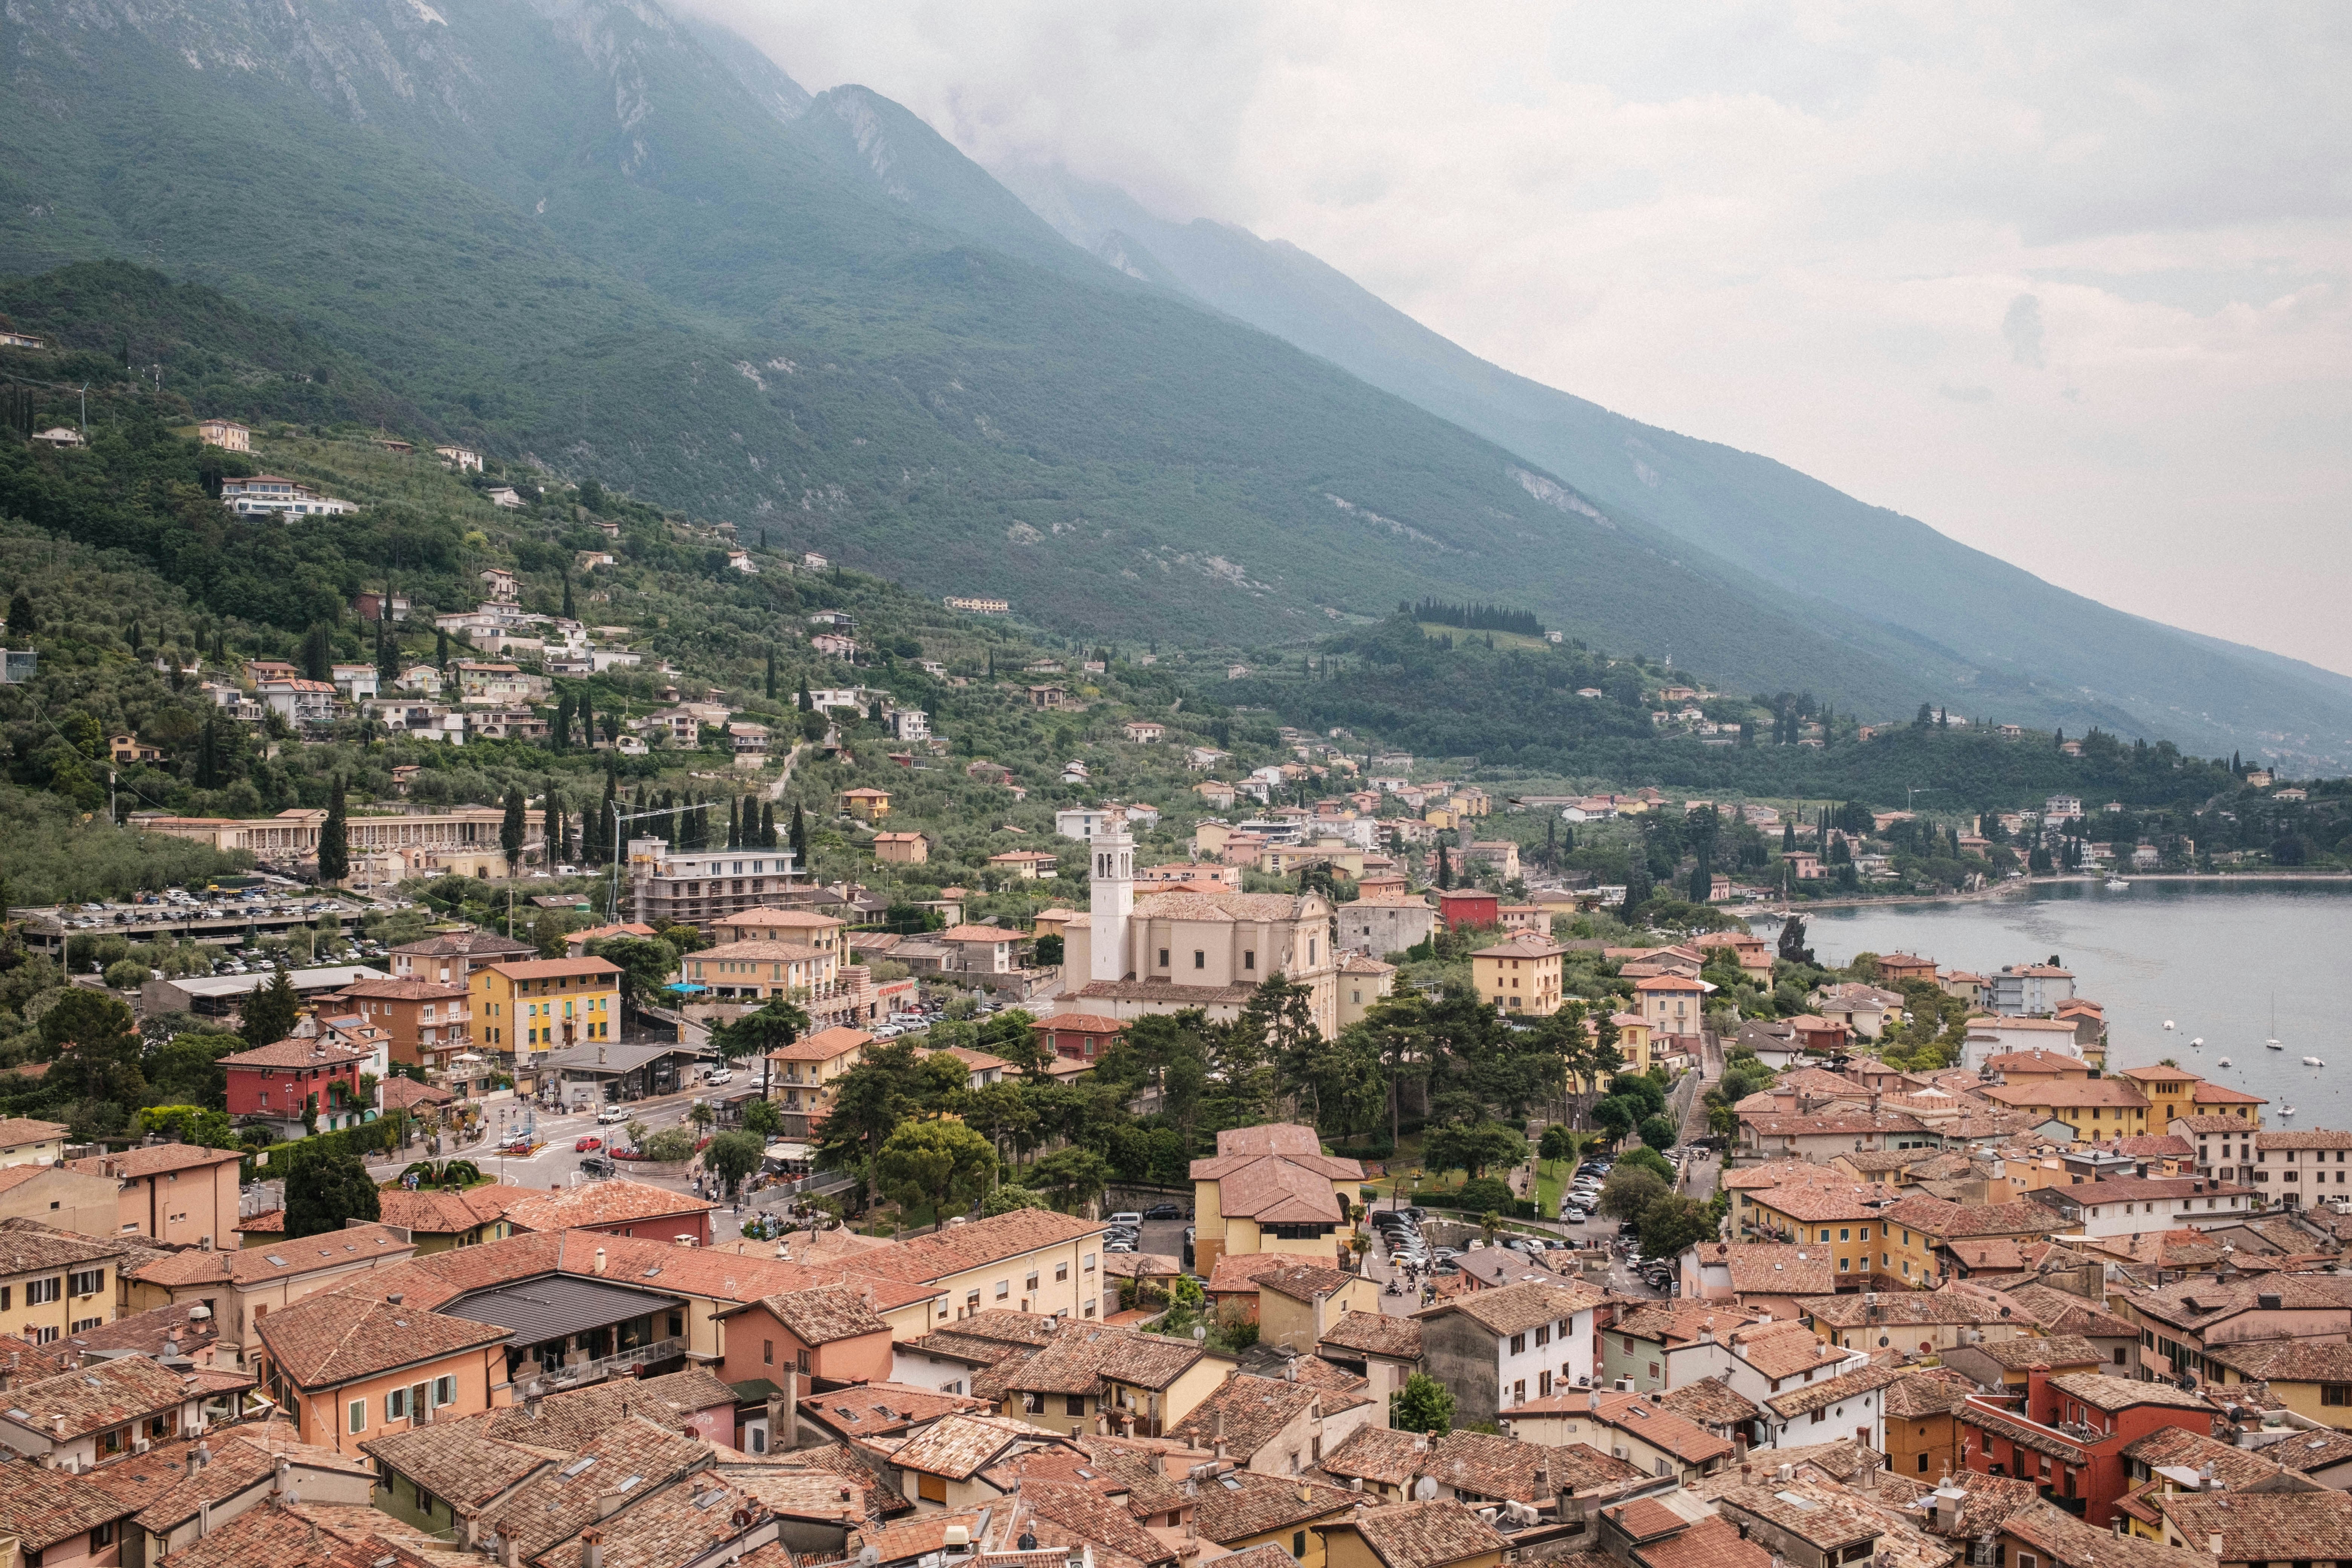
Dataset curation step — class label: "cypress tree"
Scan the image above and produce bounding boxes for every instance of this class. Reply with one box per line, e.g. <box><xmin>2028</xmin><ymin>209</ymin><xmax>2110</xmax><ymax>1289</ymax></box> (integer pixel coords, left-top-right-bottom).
<box><xmin>727</xmin><ymin>797</ymin><xmax>741</xmax><ymax>850</ymax></box>
<box><xmin>435</xmin><ymin>627</ymin><xmax>449</xmax><ymax>668</ymax></box>
<box><xmin>501</xmin><ymin>786</ymin><xmax>527</xmax><ymax>866</ymax></box>
<box><xmin>760</xmin><ymin>801</ymin><xmax>775</xmax><ymax>847</ymax></box>
<box><xmin>579</xmin><ymin>687</ymin><xmax>594</xmax><ymax>749</ymax></box>
<box><xmin>241</xmin><ymin>964</ymin><xmax>301</xmax><ymax>1048</ymax></box>
<box><xmin>765</xmin><ymin>646</ymin><xmax>777</xmax><ymax>700</ymax></box>
<box><xmin>543</xmin><ymin>779</ymin><xmax>563</xmax><ymax>868</ymax></box>
<box><xmin>318</xmin><ymin>774</ymin><xmax>349</xmax><ymax>884</ymax></box>
<box><xmin>561</xmin><ymin>571</ymin><xmax>574</xmax><ymax>620</ymax></box>
<box><xmin>789</xmin><ymin>802</ymin><xmax>808</xmax><ymax>868</ymax></box>
<box><xmin>553</xmin><ymin>692</ymin><xmax>574</xmax><ymax>752</ymax></box>
<box><xmin>797</xmin><ymin>679</ymin><xmax>813</xmax><ymax>713</ymax></box>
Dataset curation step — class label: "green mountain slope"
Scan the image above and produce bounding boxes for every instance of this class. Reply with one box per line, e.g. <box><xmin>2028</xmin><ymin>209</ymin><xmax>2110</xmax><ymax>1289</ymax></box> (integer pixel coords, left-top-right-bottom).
<box><xmin>0</xmin><ymin>0</ymin><xmax>1962</xmax><ymax>715</ymax></box>
<box><xmin>994</xmin><ymin>163</ymin><xmax>2352</xmax><ymax>770</ymax></box>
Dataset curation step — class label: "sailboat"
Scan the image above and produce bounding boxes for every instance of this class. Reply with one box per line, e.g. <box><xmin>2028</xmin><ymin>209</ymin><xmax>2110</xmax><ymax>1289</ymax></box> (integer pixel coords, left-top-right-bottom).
<box><xmin>2267</xmin><ymin>994</ymin><xmax>2284</xmax><ymax>1051</ymax></box>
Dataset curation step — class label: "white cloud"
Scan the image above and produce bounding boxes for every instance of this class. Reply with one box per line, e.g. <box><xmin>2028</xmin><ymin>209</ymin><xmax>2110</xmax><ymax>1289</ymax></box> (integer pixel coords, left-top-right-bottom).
<box><xmin>687</xmin><ymin>0</ymin><xmax>2352</xmax><ymax>674</ymax></box>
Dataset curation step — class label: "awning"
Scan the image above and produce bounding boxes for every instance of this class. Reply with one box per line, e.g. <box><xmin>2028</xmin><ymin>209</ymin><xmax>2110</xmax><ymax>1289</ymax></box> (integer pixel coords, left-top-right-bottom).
<box><xmin>443</xmin><ymin>1276</ymin><xmax>685</xmax><ymax>1345</ymax></box>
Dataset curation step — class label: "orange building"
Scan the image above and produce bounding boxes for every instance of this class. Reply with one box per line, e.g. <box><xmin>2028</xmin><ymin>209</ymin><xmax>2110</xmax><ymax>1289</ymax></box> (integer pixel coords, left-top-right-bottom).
<box><xmin>332</xmin><ymin>975</ymin><xmax>472</xmax><ymax>1075</ymax></box>
<box><xmin>717</xmin><ymin>1281</ymin><xmax>895</xmax><ymax>1387</ymax></box>
<box><xmin>63</xmin><ymin>1143</ymin><xmax>246</xmax><ymax>1250</ymax></box>
<box><xmin>254</xmin><ymin>1289</ymin><xmax>511</xmax><ymax>1454</ymax></box>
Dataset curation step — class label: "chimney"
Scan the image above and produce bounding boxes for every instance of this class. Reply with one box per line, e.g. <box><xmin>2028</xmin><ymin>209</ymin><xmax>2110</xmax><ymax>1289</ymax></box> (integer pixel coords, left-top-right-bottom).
<box><xmin>594</xmin><ymin>1246</ymin><xmax>608</xmax><ymax>1276</ymax></box>
<box><xmin>767</xmin><ymin>1389</ymin><xmax>788</xmax><ymax>1454</ymax></box>
<box><xmin>582</xmin><ymin>1531</ymin><xmax>605</xmax><ymax>1568</ymax></box>
<box><xmin>186</xmin><ymin>1446</ymin><xmax>201</xmax><ymax>1478</ymax></box>
<box><xmin>195</xmin><ymin>1440</ymin><xmax>211</xmax><ymax>1470</ymax></box>
<box><xmin>498</xmin><ymin>1526</ymin><xmax>520</xmax><ymax>1568</ymax></box>
<box><xmin>1213</xmin><ymin>1409</ymin><xmax>1228</xmax><ymax>1461</ymax></box>
<box><xmin>2209</xmin><ymin>1536</ymin><xmax>2225</xmax><ymax>1560</ymax></box>
<box><xmin>781</xmin><ymin>1367</ymin><xmax>800</xmax><ymax>1450</ymax></box>
<box><xmin>198</xmin><ymin>1499</ymin><xmax>213</xmax><ymax>1537</ymax></box>
<box><xmin>2026</xmin><ymin>1362</ymin><xmax>2052</xmax><ymax>1424</ymax></box>
<box><xmin>1733</xmin><ymin>1433</ymin><xmax>1750</xmax><ymax>1462</ymax></box>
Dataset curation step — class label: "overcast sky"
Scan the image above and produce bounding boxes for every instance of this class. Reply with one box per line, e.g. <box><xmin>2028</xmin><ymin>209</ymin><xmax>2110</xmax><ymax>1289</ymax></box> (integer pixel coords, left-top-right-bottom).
<box><xmin>693</xmin><ymin>2</ymin><xmax>2352</xmax><ymax>676</ymax></box>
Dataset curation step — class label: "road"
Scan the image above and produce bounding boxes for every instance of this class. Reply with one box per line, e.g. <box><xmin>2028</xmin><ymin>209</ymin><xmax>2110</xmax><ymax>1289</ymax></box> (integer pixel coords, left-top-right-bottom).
<box><xmin>367</xmin><ymin>1084</ymin><xmax>835</xmax><ymax>1248</ymax></box>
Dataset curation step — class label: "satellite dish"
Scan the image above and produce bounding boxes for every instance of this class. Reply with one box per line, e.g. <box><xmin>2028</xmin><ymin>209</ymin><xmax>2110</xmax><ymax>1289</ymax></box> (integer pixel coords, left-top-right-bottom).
<box><xmin>859</xmin><ymin>1549</ymin><xmax>881</xmax><ymax>1567</ymax></box>
<box><xmin>1413</xmin><ymin>1476</ymin><xmax>1440</xmax><ymax>1502</ymax></box>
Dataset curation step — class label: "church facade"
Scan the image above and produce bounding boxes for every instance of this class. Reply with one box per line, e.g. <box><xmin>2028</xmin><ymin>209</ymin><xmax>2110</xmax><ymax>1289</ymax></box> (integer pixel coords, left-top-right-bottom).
<box><xmin>1058</xmin><ymin>810</ymin><xmax>1340</xmax><ymax>1038</ymax></box>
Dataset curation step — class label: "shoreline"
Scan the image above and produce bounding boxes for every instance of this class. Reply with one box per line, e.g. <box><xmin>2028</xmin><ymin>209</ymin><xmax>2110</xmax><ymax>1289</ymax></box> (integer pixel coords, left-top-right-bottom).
<box><xmin>1735</xmin><ymin>870</ymin><xmax>2352</xmax><ymax>918</ymax></box>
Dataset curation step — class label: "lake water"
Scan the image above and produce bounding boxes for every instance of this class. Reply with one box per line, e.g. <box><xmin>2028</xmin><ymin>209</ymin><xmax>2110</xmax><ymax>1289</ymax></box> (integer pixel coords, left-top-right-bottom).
<box><xmin>1744</xmin><ymin>879</ymin><xmax>2352</xmax><ymax>1121</ymax></box>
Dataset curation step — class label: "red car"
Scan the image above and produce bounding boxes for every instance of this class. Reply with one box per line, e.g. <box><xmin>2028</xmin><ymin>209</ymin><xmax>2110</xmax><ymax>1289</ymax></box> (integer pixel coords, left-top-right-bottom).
<box><xmin>574</xmin><ymin>1135</ymin><xmax>603</xmax><ymax>1152</ymax></box>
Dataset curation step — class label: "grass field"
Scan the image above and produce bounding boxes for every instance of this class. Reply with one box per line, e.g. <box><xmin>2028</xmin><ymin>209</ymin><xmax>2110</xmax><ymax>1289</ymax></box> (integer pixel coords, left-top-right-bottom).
<box><xmin>1415</xmin><ymin>622</ymin><xmax>1557</xmax><ymax>653</ymax></box>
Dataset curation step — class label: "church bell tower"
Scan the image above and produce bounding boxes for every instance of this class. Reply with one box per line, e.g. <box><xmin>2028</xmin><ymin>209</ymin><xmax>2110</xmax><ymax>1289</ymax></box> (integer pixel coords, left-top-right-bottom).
<box><xmin>1089</xmin><ymin>807</ymin><xmax>1136</xmax><ymax>983</ymax></box>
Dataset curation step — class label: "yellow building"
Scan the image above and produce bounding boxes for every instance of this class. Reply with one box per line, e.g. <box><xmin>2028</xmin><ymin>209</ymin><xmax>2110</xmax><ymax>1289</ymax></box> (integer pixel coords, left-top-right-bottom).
<box><xmin>1337</xmin><ymin>954</ymin><xmax>1397</xmax><ymax>1029</ymax></box>
<box><xmin>468</xmin><ymin>956</ymin><xmax>620</xmax><ymax>1086</ymax></box>
<box><xmin>2202</xmin><ymin>1340</ymin><xmax>2352</xmax><ymax>1429</ymax></box>
<box><xmin>2112</xmin><ymin>1064</ymin><xmax>2213</xmax><ymax>1128</ymax></box>
<box><xmin>0</xmin><ymin>1227</ymin><xmax>123</xmax><ymax>1343</ymax></box>
<box><xmin>683</xmin><ymin>940</ymin><xmax>836</xmax><ymax>1004</ymax></box>
<box><xmin>1881</xmin><ymin>1194</ymin><xmax>2058</xmax><ymax>1286</ymax></box>
<box><xmin>1472</xmin><ymin>933</ymin><xmax>1566</xmax><ymax>1016</ymax></box>
<box><xmin>1981</xmin><ymin>1077</ymin><xmax>2152</xmax><ymax>1138</ymax></box>
<box><xmin>1191</xmin><ymin>1125</ymin><xmax>1366</xmax><ymax>1276</ymax></box>
<box><xmin>764</xmin><ymin>1025</ymin><xmax>874</xmax><ymax>1138</ymax></box>
<box><xmin>1609</xmin><ymin>1012</ymin><xmax>1655</xmax><ymax>1078</ymax></box>
<box><xmin>840</xmin><ymin>786</ymin><xmax>892</xmax><ymax>821</ymax></box>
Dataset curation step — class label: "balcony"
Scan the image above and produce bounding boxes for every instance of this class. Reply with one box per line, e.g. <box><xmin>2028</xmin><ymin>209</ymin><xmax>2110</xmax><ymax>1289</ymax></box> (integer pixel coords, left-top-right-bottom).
<box><xmin>541</xmin><ymin>1335</ymin><xmax>686</xmax><ymax>1391</ymax></box>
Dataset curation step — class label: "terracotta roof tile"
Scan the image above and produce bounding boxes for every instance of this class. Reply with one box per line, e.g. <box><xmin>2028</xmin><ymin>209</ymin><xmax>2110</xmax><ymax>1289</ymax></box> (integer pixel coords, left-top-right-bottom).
<box><xmin>891</xmin><ymin>1413</ymin><xmax>1072</xmax><ymax>1480</ymax></box>
<box><xmin>1656</xmin><ymin>1377</ymin><xmax>1759</xmax><ymax>1429</ymax></box>
<box><xmin>359</xmin><ymin>1424</ymin><xmax>554</xmax><ymax>1516</ymax></box>
<box><xmin>1636</xmin><ymin>1514</ymin><xmax>1774</xmax><ymax>1568</ymax></box>
<box><xmin>257</xmin><ymin>1291</ymin><xmax>506</xmax><ymax>1389</ymax></box>
<box><xmin>1335</xmin><ymin>1499</ymin><xmax>1513</xmax><ymax>1568</ymax></box>
<box><xmin>2161</xmin><ymin>1491</ymin><xmax>2352</xmax><ymax>1562</ymax></box>
<box><xmin>0</xmin><ymin>1450</ymin><xmax>135</xmax><ymax>1550</ymax></box>
<box><xmin>1727</xmin><ymin>1320</ymin><xmax>1849</xmax><ymax>1380</ymax></box>
<box><xmin>65</xmin><ymin>1143</ymin><xmax>244</xmax><ymax>1179</ymax></box>
<box><xmin>1188</xmin><ymin>1468</ymin><xmax>1355</xmax><ymax>1546</ymax></box>
<box><xmin>757</xmin><ymin>1284</ymin><xmax>891</xmax><ymax>1345</ymax></box>
<box><xmin>1320</xmin><ymin>1425</ymin><xmax>1427</xmax><ymax>1487</ymax></box>
<box><xmin>1001</xmin><ymin>1321</ymin><xmax>1205</xmax><ymax>1396</ymax></box>
<box><xmin>1019</xmin><ymin>1477</ymin><xmax>1182</xmax><ymax>1565</ymax></box>
<box><xmin>478</xmin><ymin>1417</ymin><xmax>711</xmax><ymax>1559</ymax></box>
<box><xmin>1763</xmin><ymin>1362</ymin><xmax>1899</xmax><ymax>1419</ymax></box>
<box><xmin>1318</xmin><ymin>1311</ymin><xmax>1422</xmax><ymax>1361</ymax></box>
<box><xmin>1426</xmin><ymin>1280</ymin><xmax>1604</xmax><ymax>1338</ymax></box>
<box><xmin>477</xmin><ymin>1367</ymin><xmax>738</xmax><ymax>1449</ymax></box>
<box><xmin>0</xmin><ymin>1354</ymin><xmax>193</xmax><ymax>1440</ymax></box>
<box><xmin>497</xmin><ymin>1178</ymin><xmax>715</xmax><ymax>1233</ymax></box>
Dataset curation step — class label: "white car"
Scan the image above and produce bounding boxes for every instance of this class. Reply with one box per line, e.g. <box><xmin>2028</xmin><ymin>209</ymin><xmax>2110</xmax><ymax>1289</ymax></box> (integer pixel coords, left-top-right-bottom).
<box><xmin>1107</xmin><ymin>1212</ymin><xmax>1143</xmax><ymax>1227</ymax></box>
<box><xmin>596</xmin><ymin>1104</ymin><xmax>629</xmax><ymax>1124</ymax></box>
<box><xmin>706</xmin><ymin>1069</ymin><xmax>733</xmax><ymax>1086</ymax></box>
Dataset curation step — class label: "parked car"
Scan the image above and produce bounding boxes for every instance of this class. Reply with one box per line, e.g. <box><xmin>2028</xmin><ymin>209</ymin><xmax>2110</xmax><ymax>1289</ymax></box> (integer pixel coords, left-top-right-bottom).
<box><xmin>1142</xmin><ymin>1202</ymin><xmax>1185</xmax><ymax>1220</ymax></box>
<box><xmin>579</xmin><ymin>1155</ymin><xmax>616</xmax><ymax>1179</ymax></box>
<box><xmin>1108</xmin><ymin>1212</ymin><xmax>1144</xmax><ymax>1227</ymax></box>
<box><xmin>574</xmin><ymin>1135</ymin><xmax>603</xmax><ymax>1152</ymax></box>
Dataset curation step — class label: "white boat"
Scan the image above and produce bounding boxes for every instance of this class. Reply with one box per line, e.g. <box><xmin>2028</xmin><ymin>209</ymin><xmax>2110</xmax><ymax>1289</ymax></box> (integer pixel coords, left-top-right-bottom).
<box><xmin>2307</xmin><ymin>1057</ymin><xmax>2326</xmax><ymax>1067</ymax></box>
<box><xmin>2190</xmin><ymin>1037</ymin><xmax>2204</xmax><ymax>1047</ymax></box>
<box><xmin>2163</xmin><ymin>1020</ymin><xmax>2176</xmax><ymax>1031</ymax></box>
<box><xmin>2110</xmin><ymin>878</ymin><xmax>2130</xmax><ymax>888</ymax></box>
<box><xmin>2217</xmin><ymin>1057</ymin><xmax>2233</xmax><ymax>1067</ymax></box>
<box><xmin>2266</xmin><ymin>1040</ymin><xmax>2284</xmax><ymax>1050</ymax></box>
<box><xmin>2282</xmin><ymin>1106</ymin><xmax>2298</xmax><ymax>1118</ymax></box>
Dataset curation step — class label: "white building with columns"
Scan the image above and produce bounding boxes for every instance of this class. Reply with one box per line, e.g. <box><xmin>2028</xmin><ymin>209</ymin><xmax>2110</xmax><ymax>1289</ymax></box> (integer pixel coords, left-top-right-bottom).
<box><xmin>1058</xmin><ymin>808</ymin><xmax>1340</xmax><ymax>1037</ymax></box>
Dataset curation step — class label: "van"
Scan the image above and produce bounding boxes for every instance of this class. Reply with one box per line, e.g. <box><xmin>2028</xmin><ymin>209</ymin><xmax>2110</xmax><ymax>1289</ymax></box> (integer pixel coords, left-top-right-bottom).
<box><xmin>1107</xmin><ymin>1212</ymin><xmax>1143</xmax><ymax>1227</ymax></box>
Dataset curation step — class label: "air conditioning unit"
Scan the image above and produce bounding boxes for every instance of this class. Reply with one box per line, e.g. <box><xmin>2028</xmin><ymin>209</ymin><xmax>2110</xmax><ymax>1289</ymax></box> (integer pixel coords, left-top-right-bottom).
<box><xmin>135</xmin><ymin>1438</ymin><xmax>150</xmax><ymax>1454</ymax></box>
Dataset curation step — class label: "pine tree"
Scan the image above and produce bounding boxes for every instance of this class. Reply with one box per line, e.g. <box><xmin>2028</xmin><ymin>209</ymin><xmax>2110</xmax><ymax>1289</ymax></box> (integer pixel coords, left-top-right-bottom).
<box><xmin>317</xmin><ymin>774</ymin><xmax>349</xmax><ymax>884</ymax></box>
<box><xmin>241</xmin><ymin>964</ymin><xmax>300</xmax><ymax>1047</ymax></box>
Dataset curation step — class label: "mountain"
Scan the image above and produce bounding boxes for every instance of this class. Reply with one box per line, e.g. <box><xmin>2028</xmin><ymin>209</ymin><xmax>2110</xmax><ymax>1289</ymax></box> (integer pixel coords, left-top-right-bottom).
<box><xmin>0</xmin><ymin>0</ymin><xmax>1957</xmax><ymax>712</ymax></box>
<box><xmin>990</xmin><ymin>163</ymin><xmax>2352</xmax><ymax>770</ymax></box>
<box><xmin>0</xmin><ymin>1</ymin><xmax>2344</xmax><ymax>768</ymax></box>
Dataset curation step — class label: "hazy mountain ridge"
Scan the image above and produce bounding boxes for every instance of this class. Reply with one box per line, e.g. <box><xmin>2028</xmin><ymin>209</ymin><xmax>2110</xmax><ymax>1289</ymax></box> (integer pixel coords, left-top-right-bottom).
<box><xmin>987</xmin><ymin>161</ymin><xmax>2352</xmax><ymax>769</ymax></box>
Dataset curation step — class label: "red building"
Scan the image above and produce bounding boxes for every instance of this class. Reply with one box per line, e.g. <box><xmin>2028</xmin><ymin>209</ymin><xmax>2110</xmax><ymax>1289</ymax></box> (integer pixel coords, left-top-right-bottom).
<box><xmin>220</xmin><ymin>1037</ymin><xmax>372</xmax><ymax>1139</ymax></box>
<box><xmin>1957</xmin><ymin>1364</ymin><xmax>2217</xmax><ymax>1526</ymax></box>
<box><xmin>1436</xmin><ymin>889</ymin><xmax>1499</xmax><ymax>932</ymax></box>
<box><xmin>1030</xmin><ymin>1011</ymin><xmax>1128</xmax><ymax>1065</ymax></box>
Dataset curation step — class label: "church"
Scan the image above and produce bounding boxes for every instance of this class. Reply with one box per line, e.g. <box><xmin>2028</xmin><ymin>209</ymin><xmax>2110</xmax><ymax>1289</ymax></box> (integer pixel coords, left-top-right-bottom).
<box><xmin>1057</xmin><ymin>808</ymin><xmax>1341</xmax><ymax>1038</ymax></box>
